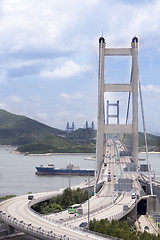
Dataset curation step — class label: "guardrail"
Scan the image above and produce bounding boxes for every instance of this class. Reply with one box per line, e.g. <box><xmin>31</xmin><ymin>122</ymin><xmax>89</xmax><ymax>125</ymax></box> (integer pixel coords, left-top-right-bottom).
<box><xmin>28</xmin><ymin>193</ymin><xmax>130</xmax><ymax>229</ymax></box>
<box><xmin>0</xmin><ymin>176</ymin><xmax>142</xmax><ymax>239</ymax></box>
<box><xmin>28</xmin><ymin>190</ymin><xmax>122</xmax><ymax>224</ymax></box>
<box><xmin>0</xmin><ymin>210</ymin><xmax>122</xmax><ymax>240</ymax></box>
<box><xmin>27</xmin><ymin>206</ymin><xmax>123</xmax><ymax>240</ymax></box>
<box><xmin>0</xmin><ymin>210</ymin><xmax>74</xmax><ymax>240</ymax></box>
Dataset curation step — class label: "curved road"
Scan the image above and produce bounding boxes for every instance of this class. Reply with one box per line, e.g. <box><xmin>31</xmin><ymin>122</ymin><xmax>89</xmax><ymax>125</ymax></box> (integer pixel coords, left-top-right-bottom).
<box><xmin>0</xmin><ymin>139</ymin><xmax>143</xmax><ymax>239</ymax></box>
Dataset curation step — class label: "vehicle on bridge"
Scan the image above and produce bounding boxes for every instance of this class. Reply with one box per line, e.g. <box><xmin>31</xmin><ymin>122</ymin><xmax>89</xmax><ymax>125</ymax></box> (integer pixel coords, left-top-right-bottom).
<box><xmin>131</xmin><ymin>192</ymin><xmax>136</xmax><ymax>199</ymax></box>
<box><xmin>79</xmin><ymin>222</ymin><xmax>88</xmax><ymax>228</ymax></box>
<box><xmin>28</xmin><ymin>195</ymin><xmax>34</xmax><ymax>200</ymax></box>
<box><xmin>108</xmin><ymin>176</ymin><xmax>111</xmax><ymax>182</ymax></box>
<box><xmin>68</xmin><ymin>204</ymin><xmax>82</xmax><ymax>214</ymax></box>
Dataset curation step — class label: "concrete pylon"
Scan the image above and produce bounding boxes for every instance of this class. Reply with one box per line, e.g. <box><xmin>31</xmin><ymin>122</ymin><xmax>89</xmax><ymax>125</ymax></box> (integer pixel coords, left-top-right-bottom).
<box><xmin>131</xmin><ymin>37</ymin><xmax>138</xmax><ymax>166</ymax></box>
<box><xmin>96</xmin><ymin>36</ymin><xmax>139</xmax><ymax>181</ymax></box>
<box><xmin>96</xmin><ymin>37</ymin><xmax>105</xmax><ymax>179</ymax></box>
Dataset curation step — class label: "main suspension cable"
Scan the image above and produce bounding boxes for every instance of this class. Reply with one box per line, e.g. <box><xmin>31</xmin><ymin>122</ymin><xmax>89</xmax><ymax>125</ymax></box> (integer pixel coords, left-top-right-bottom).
<box><xmin>138</xmin><ymin>75</ymin><xmax>153</xmax><ymax>195</ymax></box>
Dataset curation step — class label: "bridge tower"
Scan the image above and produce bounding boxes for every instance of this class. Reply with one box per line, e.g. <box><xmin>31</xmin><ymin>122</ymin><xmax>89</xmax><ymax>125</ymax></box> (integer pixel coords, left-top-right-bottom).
<box><xmin>96</xmin><ymin>36</ymin><xmax>138</xmax><ymax>179</ymax></box>
<box><xmin>66</xmin><ymin>122</ymin><xmax>75</xmax><ymax>137</ymax></box>
<box><xmin>106</xmin><ymin>100</ymin><xmax>119</xmax><ymax>124</ymax></box>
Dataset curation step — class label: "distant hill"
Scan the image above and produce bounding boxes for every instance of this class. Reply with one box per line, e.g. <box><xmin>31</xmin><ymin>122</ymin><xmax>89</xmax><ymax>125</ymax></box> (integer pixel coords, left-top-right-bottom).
<box><xmin>0</xmin><ymin>109</ymin><xmax>95</xmax><ymax>154</ymax></box>
<box><xmin>121</xmin><ymin>132</ymin><xmax>160</xmax><ymax>152</ymax></box>
<box><xmin>0</xmin><ymin>109</ymin><xmax>64</xmax><ymax>145</ymax></box>
<box><xmin>0</xmin><ymin>109</ymin><xmax>159</xmax><ymax>154</ymax></box>
<box><xmin>17</xmin><ymin>135</ymin><xmax>96</xmax><ymax>154</ymax></box>
<box><xmin>72</xmin><ymin>128</ymin><xmax>96</xmax><ymax>139</ymax></box>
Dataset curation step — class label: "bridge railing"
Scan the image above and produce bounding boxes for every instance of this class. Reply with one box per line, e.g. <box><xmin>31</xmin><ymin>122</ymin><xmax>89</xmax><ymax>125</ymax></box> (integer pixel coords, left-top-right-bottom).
<box><xmin>28</xmin><ymin>190</ymin><xmax>122</xmax><ymax>224</ymax></box>
<box><xmin>27</xmin><ymin>186</ymin><xmax>140</xmax><ymax>226</ymax></box>
<box><xmin>0</xmin><ymin>211</ymin><xmax>74</xmax><ymax>240</ymax></box>
<box><xmin>0</xmin><ymin>210</ymin><xmax>123</xmax><ymax>240</ymax></box>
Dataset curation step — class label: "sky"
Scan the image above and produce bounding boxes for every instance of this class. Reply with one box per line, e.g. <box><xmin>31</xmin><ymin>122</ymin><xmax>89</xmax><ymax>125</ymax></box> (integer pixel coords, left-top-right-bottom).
<box><xmin>0</xmin><ymin>0</ymin><xmax>160</xmax><ymax>134</ymax></box>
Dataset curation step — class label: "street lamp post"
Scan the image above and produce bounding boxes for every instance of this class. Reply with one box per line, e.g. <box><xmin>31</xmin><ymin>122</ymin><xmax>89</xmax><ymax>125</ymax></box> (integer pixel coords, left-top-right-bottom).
<box><xmin>88</xmin><ymin>171</ymin><xmax>90</xmax><ymax>230</ymax></box>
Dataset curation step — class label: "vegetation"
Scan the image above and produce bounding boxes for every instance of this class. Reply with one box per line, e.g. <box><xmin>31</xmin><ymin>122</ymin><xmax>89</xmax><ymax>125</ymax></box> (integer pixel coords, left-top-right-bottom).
<box><xmin>0</xmin><ymin>195</ymin><xmax>16</xmax><ymax>201</ymax></box>
<box><xmin>0</xmin><ymin>109</ymin><xmax>64</xmax><ymax>145</ymax></box>
<box><xmin>72</xmin><ymin>128</ymin><xmax>96</xmax><ymax>139</ymax></box>
<box><xmin>0</xmin><ymin>109</ymin><xmax>95</xmax><ymax>153</ymax></box>
<box><xmin>32</xmin><ymin>187</ymin><xmax>88</xmax><ymax>214</ymax></box>
<box><xmin>120</xmin><ymin>132</ymin><xmax>160</xmax><ymax>152</ymax></box>
<box><xmin>0</xmin><ymin>109</ymin><xmax>159</xmax><ymax>153</ymax></box>
<box><xmin>90</xmin><ymin>218</ymin><xmax>160</xmax><ymax>240</ymax></box>
<box><xmin>17</xmin><ymin>135</ymin><xmax>96</xmax><ymax>154</ymax></box>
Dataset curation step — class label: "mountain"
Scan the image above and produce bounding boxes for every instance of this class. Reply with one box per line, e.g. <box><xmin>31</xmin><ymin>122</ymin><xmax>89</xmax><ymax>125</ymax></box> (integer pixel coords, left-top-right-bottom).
<box><xmin>0</xmin><ymin>109</ymin><xmax>96</xmax><ymax>154</ymax></box>
<box><xmin>17</xmin><ymin>135</ymin><xmax>96</xmax><ymax>154</ymax></box>
<box><xmin>121</xmin><ymin>132</ymin><xmax>160</xmax><ymax>152</ymax></box>
<box><xmin>0</xmin><ymin>109</ymin><xmax>64</xmax><ymax>145</ymax></box>
<box><xmin>0</xmin><ymin>109</ymin><xmax>159</xmax><ymax>154</ymax></box>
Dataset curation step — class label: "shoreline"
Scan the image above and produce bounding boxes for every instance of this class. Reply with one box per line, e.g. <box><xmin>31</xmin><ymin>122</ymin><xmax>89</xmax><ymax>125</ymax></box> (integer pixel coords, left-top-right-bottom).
<box><xmin>5</xmin><ymin>146</ymin><xmax>160</xmax><ymax>156</ymax></box>
<box><xmin>140</xmin><ymin>151</ymin><xmax>160</xmax><ymax>154</ymax></box>
<box><xmin>13</xmin><ymin>150</ymin><xmax>95</xmax><ymax>156</ymax></box>
<box><xmin>15</xmin><ymin>151</ymin><xmax>160</xmax><ymax>156</ymax></box>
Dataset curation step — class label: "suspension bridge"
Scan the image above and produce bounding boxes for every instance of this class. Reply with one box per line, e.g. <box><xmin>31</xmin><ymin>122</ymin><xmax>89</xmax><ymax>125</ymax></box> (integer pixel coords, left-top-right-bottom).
<box><xmin>0</xmin><ymin>36</ymin><xmax>159</xmax><ymax>239</ymax></box>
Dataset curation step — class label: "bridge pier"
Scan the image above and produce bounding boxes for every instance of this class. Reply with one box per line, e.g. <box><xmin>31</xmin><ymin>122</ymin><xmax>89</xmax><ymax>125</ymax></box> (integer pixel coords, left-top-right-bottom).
<box><xmin>147</xmin><ymin>195</ymin><xmax>160</xmax><ymax>215</ymax></box>
<box><xmin>121</xmin><ymin>204</ymin><xmax>138</xmax><ymax>224</ymax></box>
<box><xmin>7</xmin><ymin>224</ymin><xmax>15</xmax><ymax>234</ymax></box>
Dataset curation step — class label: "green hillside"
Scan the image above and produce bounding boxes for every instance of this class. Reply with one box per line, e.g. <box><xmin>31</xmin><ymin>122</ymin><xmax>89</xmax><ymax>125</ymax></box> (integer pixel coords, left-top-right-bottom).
<box><xmin>17</xmin><ymin>135</ymin><xmax>96</xmax><ymax>154</ymax></box>
<box><xmin>0</xmin><ymin>109</ymin><xmax>95</xmax><ymax>154</ymax></box>
<box><xmin>0</xmin><ymin>109</ymin><xmax>159</xmax><ymax>154</ymax></box>
<box><xmin>121</xmin><ymin>132</ymin><xmax>160</xmax><ymax>151</ymax></box>
<box><xmin>72</xmin><ymin>128</ymin><xmax>96</xmax><ymax>139</ymax></box>
<box><xmin>0</xmin><ymin>109</ymin><xmax>64</xmax><ymax>145</ymax></box>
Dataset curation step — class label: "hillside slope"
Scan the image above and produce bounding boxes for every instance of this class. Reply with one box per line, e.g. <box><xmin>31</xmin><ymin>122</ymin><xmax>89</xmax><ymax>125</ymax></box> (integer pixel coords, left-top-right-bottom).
<box><xmin>0</xmin><ymin>109</ymin><xmax>159</xmax><ymax>153</ymax></box>
<box><xmin>17</xmin><ymin>135</ymin><xmax>96</xmax><ymax>154</ymax></box>
<box><xmin>0</xmin><ymin>109</ymin><xmax>64</xmax><ymax>145</ymax></box>
<box><xmin>121</xmin><ymin>132</ymin><xmax>160</xmax><ymax>152</ymax></box>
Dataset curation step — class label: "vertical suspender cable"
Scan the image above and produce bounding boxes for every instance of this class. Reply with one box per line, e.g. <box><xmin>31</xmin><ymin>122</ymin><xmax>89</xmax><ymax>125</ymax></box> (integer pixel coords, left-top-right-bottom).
<box><xmin>122</xmin><ymin>69</ymin><xmax>132</xmax><ymax>143</ymax></box>
<box><xmin>126</xmin><ymin>69</ymin><xmax>132</xmax><ymax>125</ymax></box>
<box><xmin>138</xmin><ymin>73</ymin><xmax>153</xmax><ymax>195</ymax></box>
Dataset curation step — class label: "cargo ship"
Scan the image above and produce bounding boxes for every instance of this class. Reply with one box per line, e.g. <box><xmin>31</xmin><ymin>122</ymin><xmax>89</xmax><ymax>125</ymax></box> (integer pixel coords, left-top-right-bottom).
<box><xmin>35</xmin><ymin>162</ymin><xmax>95</xmax><ymax>176</ymax></box>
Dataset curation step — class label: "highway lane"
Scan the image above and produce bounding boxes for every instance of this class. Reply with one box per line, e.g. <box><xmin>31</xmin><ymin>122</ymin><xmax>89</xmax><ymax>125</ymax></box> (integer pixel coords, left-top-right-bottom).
<box><xmin>0</xmin><ymin>143</ymin><xmax>120</xmax><ymax>239</ymax></box>
<box><xmin>69</xmin><ymin>193</ymin><xmax>136</xmax><ymax>228</ymax></box>
<box><xmin>51</xmin><ymin>139</ymin><xmax>139</xmax><ymax>227</ymax></box>
<box><xmin>51</xmin><ymin>141</ymin><xmax>119</xmax><ymax>223</ymax></box>
<box><xmin>0</xmin><ymin>195</ymin><xmax>109</xmax><ymax>240</ymax></box>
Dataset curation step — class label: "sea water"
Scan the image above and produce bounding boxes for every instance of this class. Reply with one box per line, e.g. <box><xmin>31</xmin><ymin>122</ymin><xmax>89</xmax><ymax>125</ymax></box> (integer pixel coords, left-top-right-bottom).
<box><xmin>0</xmin><ymin>146</ymin><xmax>95</xmax><ymax>197</ymax></box>
<box><xmin>0</xmin><ymin>146</ymin><xmax>160</xmax><ymax>197</ymax></box>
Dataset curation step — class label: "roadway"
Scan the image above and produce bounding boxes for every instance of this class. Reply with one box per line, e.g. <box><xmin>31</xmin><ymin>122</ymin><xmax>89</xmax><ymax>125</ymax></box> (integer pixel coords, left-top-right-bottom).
<box><xmin>0</xmin><ymin>193</ymin><xmax>109</xmax><ymax>240</ymax></box>
<box><xmin>0</xmin><ymin>139</ymin><xmax>143</xmax><ymax>239</ymax></box>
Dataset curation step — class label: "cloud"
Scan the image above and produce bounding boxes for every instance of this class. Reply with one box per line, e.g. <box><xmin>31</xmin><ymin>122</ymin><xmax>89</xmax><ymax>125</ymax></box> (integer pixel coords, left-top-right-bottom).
<box><xmin>8</xmin><ymin>95</ymin><xmax>23</xmax><ymax>103</ymax></box>
<box><xmin>0</xmin><ymin>69</ymin><xmax>7</xmax><ymax>82</ymax></box>
<box><xmin>56</xmin><ymin>110</ymin><xmax>69</xmax><ymax>118</ymax></box>
<box><xmin>0</xmin><ymin>102</ymin><xmax>7</xmax><ymax>109</ymax></box>
<box><xmin>0</xmin><ymin>0</ymin><xmax>159</xmax><ymax>133</ymax></box>
<box><xmin>36</xmin><ymin>112</ymin><xmax>48</xmax><ymax>121</ymax></box>
<box><xmin>29</xmin><ymin>96</ymin><xmax>41</xmax><ymax>101</ymax></box>
<box><xmin>142</xmin><ymin>84</ymin><xmax>160</xmax><ymax>93</ymax></box>
<box><xmin>40</xmin><ymin>61</ymin><xmax>93</xmax><ymax>79</ymax></box>
<box><xmin>61</xmin><ymin>92</ymin><xmax>83</xmax><ymax>100</ymax></box>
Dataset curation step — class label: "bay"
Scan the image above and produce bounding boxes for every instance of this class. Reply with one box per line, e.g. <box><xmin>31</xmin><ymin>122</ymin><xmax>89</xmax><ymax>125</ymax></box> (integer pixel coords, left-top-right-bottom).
<box><xmin>0</xmin><ymin>146</ymin><xmax>95</xmax><ymax>197</ymax></box>
<box><xmin>0</xmin><ymin>147</ymin><xmax>160</xmax><ymax>197</ymax></box>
